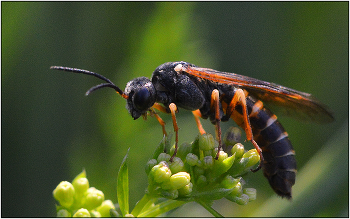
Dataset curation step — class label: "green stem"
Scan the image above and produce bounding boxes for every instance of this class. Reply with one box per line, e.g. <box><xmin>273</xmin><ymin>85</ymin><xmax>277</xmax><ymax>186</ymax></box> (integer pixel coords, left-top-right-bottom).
<box><xmin>131</xmin><ymin>193</ymin><xmax>155</xmax><ymax>217</ymax></box>
<box><xmin>138</xmin><ymin>199</ymin><xmax>187</xmax><ymax>217</ymax></box>
<box><xmin>196</xmin><ymin>200</ymin><xmax>224</xmax><ymax>217</ymax></box>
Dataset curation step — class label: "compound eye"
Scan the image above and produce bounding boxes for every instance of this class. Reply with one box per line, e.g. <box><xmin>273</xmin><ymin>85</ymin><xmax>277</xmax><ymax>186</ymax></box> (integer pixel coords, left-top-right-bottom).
<box><xmin>133</xmin><ymin>87</ymin><xmax>151</xmax><ymax>111</ymax></box>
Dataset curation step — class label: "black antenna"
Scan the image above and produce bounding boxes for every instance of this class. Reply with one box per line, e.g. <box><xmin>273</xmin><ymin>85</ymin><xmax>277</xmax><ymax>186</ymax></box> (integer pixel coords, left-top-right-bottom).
<box><xmin>50</xmin><ymin>66</ymin><xmax>128</xmax><ymax>98</ymax></box>
<box><xmin>85</xmin><ymin>83</ymin><xmax>120</xmax><ymax>96</ymax></box>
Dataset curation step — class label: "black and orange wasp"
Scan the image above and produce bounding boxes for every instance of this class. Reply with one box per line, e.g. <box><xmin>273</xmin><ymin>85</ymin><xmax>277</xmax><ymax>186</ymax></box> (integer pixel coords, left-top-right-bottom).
<box><xmin>51</xmin><ymin>61</ymin><xmax>334</xmax><ymax>199</ymax></box>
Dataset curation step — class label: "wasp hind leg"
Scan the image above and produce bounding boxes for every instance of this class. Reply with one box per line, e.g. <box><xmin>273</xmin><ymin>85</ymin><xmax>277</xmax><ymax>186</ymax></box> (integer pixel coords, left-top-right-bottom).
<box><xmin>223</xmin><ymin>88</ymin><xmax>264</xmax><ymax>172</ymax></box>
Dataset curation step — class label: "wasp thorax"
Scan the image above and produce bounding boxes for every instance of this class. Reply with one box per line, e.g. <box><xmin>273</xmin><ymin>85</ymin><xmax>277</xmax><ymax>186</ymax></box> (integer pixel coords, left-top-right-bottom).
<box><xmin>124</xmin><ymin>77</ymin><xmax>156</xmax><ymax>119</ymax></box>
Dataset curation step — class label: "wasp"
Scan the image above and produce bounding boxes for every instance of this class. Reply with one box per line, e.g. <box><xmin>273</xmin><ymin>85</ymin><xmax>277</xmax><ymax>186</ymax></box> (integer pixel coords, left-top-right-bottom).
<box><xmin>51</xmin><ymin>61</ymin><xmax>334</xmax><ymax>199</ymax></box>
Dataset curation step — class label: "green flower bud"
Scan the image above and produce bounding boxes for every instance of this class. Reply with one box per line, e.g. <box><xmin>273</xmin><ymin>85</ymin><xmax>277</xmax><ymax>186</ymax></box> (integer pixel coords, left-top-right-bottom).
<box><xmin>84</xmin><ymin>187</ymin><xmax>105</xmax><ymax>210</ymax></box>
<box><xmin>186</xmin><ymin>153</ymin><xmax>199</xmax><ymax>166</ymax></box>
<box><xmin>243</xmin><ymin>188</ymin><xmax>257</xmax><ymax>201</ymax></box>
<box><xmin>193</xmin><ymin>165</ymin><xmax>205</xmax><ymax>176</ymax></box>
<box><xmin>178</xmin><ymin>182</ymin><xmax>193</xmax><ymax>196</ymax></box>
<box><xmin>203</xmin><ymin>149</ymin><xmax>213</xmax><ymax>157</ymax></box>
<box><xmin>160</xmin><ymin>179</ymin><xmax>173</xmax><ymax>190</ymax></box>
<box><xmin>242</xmin><ymin>149</ymin><xmax>260</xmax><ymax>168</ymax></box>
<box><xmin>72</xmin><ymin>170</ymin><xmax>87</xmax><ymax>183</ymax></box>
<box><xmin>57</xmin><ymin>209</ymin><xmax>71</xmax><ymax>217</ymax></box>
<box><xmin>223</xmin><ymin>127</ymin><xmax>241</xmax><ymax>146</ymax></box>
<box><xmin>53</xmin><ymin>181</ymin><xmax>75</xmax><ymax>208</ymax></box>
<box><xmin>169</xmin><ymin>172</ymin><xmax>191</xmax><ymax>190</ymax></box>
<box><xmin>157</xmin><ymin>153</ymin><xmax>171</xmax><ymax>163</ymax></box>
<box><xmin>212</xmin><ymin>147</ymin><xmax>218</xmax><ymax>157</ymax></box>
<box><xmin>229</xmin><ymin>147</ymin><xmax>259</xmax><ymax>176</ymax></box>
<box><xmin>177</xmin><ymin>142</ymin><xmax>193</xmax><ymax>160</ymax></box>
<box><xmin>222</xmin><ymin>154</ymin><xmax>236</xmax><ymax>167</ymax></box>
<box><xmin>150</xmin><ymin>161</ymin><xmax>172</xmax><ymax>183</ymax></box>
<box><xmin>161</xmin><ymin>189</ymin><xmax>179</xmax><ymax>199</ymax></box>
<box><xmin>73</xmin><ymin>208</ymin><xmax>90</xmax><ymax>217</ymax></box>
<box><xmin>202</xmin><ymin>156</ymin><xmax>214</xmax><ymax>169</ymax></box>
<box><xmin>153</xmin><ymin>134</ymin><xmax>168</xmax><ymax>160</ymax></box>
<box><xmin>230</xmin><ymin>181</ymin><xmax>243</xmax><ymax>197</ymax></box>
<box><xmin>198</xmin><ymin>133</ymin><xmax>215</xmax><ymax>151</ymax></box>
<box><xmin>72</xmin><ymin>177</ymin><xmax>89</xmax><ymax>200</ymax></box>
<box><xmin>169</xmin><ymin>157</ymin><xmax>184</xmax><ymax>173</ymax></box>
<box><xmin>231</xmin><ymin>143</ymin><xmax>244</xmax><ymax>159</ymax></box>
<box><xmin>196</xmin><ymin>175</ymin><xmax>207</xmax><ymax>187</ymax></box>
<box><xmin>145</xmin><ymin>159</ymin><xmax>158</xmax><ymax>174</ymax></box>
<box><xmin>235</xmin><ymin>194</ymin><xmax>249</xmax><ymax>205</ymax></box>
<box><xmin>211</xmin><ymin>154</ymin><xmax>235</xmax><ymax>178</ymax></box>
<box><xmin>96</xmin><ymin>200</ymin><xmax>115</xmax><ymax>217</ymax></box>
<box><xmin>216</xmin><ymin>151</ymin><xmax>228</xmax><ymax>162</ymax></box>
<box><xmin>109</xmin><ymin>208</ymin><xmax>120</xmax><ymax>217</ymax></box>
<box><xmin>169</xmin><ymin>144</ymin><xmax>176</xmax><ymax>158</ymax></box>
<box><xmin>90</xmin><ymin>210</ymin><xmax>101</xmax><ymax>217</ymax></box>
<box><xmin>196</xmin><ymin>159</ymin><xmax>203</xmax><ymax>168</ymax></box>
<box><xmin>221</xmin><ymin>175</ymin><xmax>240</xmax><ymax>189</ymax></box>
<box><xmin>191</xmin><ymin>136</ymin><xmax>200</xmax><ymax>156</ymax></box>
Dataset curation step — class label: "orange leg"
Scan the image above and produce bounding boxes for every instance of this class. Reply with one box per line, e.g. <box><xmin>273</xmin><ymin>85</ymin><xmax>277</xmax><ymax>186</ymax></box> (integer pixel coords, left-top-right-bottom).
<box><xmin>192</xmin><ymin>110</ymin><xmax>206</xmax><ymax>135</ymax></box>
<box><xmin>225</xmin><ymin>89</ymin><xmax>263</xmax><ymax>171</ymax></box>
<box><xmin>210</xmin><ymin>89</ymin><xmax>222</xmax><ymax>159</ymax></box>
<box><xmin>150</xmin><ymin>103</ymin><xmax>172</xmax><ymax>137</ymax></box>
<box><xmin>152</xmin><ymin>103</ymin><xmax>168</xmax><ymax>113</ymax></box>
<box><xmin>149</xmin><ymin>108</ymin><xmax>167</xmax><ymax>136</ymax></box>
<box><xmin>169</xmin><ymin>103</ymin><xmax>179</xmax><ymax>162</ymax></box>
<box><xmin>151</xmin><ymin>102</ymin><xmax>179</xmax><ymax>162</ymax></box>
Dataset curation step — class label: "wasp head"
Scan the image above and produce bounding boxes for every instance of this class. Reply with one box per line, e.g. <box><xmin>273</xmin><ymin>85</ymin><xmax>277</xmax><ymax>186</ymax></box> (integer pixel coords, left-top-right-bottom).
<box><xmin>50</xmin><ymin>66</ymin><xmax>156</xmax><ymax>120</ymax></box>
<box><xmin>124</xmin><ymin>77</ymin><xmax>156</xmax><ymax>120</ymax></box>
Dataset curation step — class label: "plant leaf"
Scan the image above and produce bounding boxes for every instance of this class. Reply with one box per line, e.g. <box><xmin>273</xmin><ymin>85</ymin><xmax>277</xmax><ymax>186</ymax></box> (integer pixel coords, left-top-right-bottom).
<box><xmin>138</xmin><ymin>199</ymin><xmax>186</xmax><ymax>217</ymax></box>
<box><xmin>117</xmin><ymin>148</ymin><xmax>130</xmax><ymax>216</ymax></box>
<box><xmin>153</xmin><ymin>135</ymin><xmax>167</xmax><ymax>160</ymax></box>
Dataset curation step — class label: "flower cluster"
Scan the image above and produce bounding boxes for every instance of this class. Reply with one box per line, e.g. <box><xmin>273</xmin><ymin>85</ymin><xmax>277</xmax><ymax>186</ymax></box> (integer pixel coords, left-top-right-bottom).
<box><xmin>53</xmin><ymin>170</ymin><xmax>115</xmax><ymax>217</ymax></box>
<box><xmin>53</xmin><ymin>126</ymin><xmax>260</xmax><ymax>217</ymax></box>
<box><xmin>145</xmin><ymin>127</ymin><xmax>260</xmax><ymax>205</ymax></box>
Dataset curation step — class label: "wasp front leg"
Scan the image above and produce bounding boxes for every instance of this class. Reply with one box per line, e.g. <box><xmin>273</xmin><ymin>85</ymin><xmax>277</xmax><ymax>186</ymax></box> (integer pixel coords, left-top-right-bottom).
<box><xmin>149</xmin><ymin>107</ymin><xmax>167</xmax><ymax>137</ymax></box>
<box><xmin>151</xmin><ymin>102</ymin><xmax>179</xmax><ymax>162</ymax></box>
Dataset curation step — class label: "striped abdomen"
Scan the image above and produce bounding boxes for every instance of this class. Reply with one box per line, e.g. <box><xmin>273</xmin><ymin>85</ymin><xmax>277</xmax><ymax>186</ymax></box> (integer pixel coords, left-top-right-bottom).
<box><xmin>229</xmin><ymin>95</ymin><xmax>297</xmax><ymax>199</ymax></box>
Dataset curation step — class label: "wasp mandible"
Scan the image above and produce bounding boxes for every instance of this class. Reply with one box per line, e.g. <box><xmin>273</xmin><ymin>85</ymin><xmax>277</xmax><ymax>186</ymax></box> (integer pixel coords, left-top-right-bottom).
<box><xmin>51</xmin><ymin>61</ymin><xmax>334</xmax><ymax>199</ymax></box>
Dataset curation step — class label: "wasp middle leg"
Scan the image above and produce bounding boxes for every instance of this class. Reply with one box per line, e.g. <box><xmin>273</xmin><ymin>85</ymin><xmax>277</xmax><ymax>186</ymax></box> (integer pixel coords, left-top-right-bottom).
<box><xmin>168</xmin><ymin>103</ymin><xmax>179</xmax><ymax>162</ymax></box>
<box><xmin>209</xmin><ymin>89</ymin><xmax>223</xmax><ymax>159</ymax></box>
<box><xmin>192</xmin><ymin>109</ymin><xmax>206</xmax><ymax>135</ymax></box>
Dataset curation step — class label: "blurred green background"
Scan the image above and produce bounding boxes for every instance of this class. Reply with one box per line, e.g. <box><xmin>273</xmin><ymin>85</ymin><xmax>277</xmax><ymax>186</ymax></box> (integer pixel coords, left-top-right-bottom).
<box><xmin>2</xmin><ymin>2</ymin><xmax>348</xmax><ymax>217</ymax></box>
